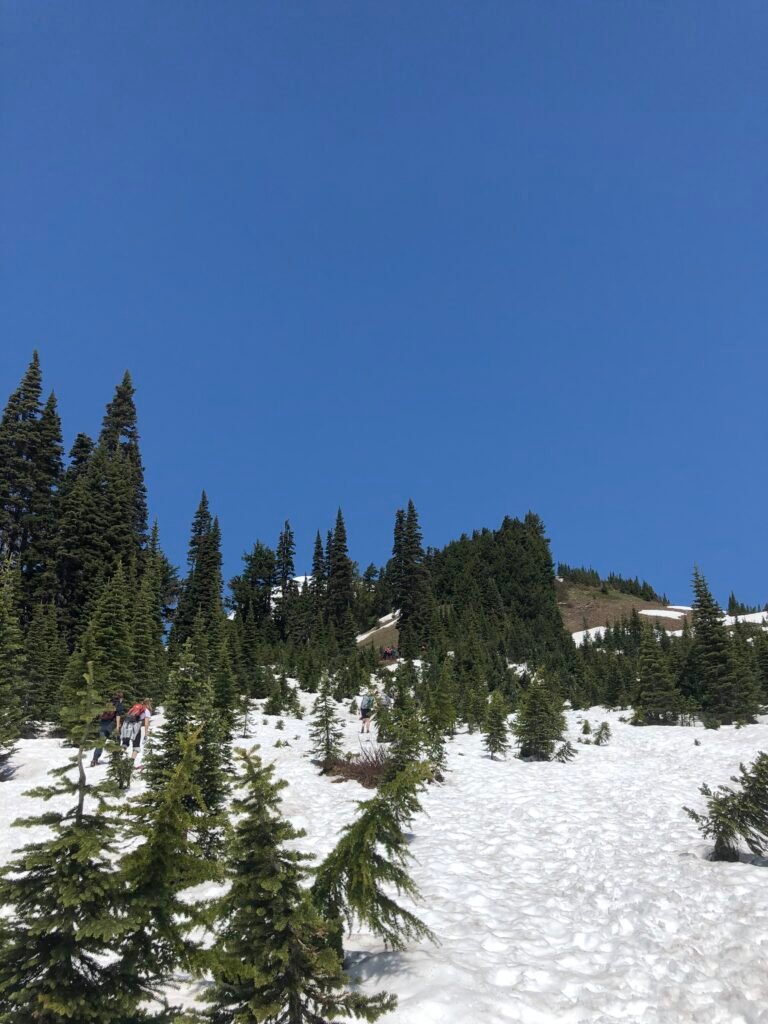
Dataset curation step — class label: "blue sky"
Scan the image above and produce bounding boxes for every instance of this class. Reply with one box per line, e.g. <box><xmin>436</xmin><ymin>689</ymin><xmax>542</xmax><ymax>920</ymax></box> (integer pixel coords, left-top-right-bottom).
<box><xmin>2</xmin><ymin>2</ymin><xmax>766</xmax><ymax>605</ymax></box>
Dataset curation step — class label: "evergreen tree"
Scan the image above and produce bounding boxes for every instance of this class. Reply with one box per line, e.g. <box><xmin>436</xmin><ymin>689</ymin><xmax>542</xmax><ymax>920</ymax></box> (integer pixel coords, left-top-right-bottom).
<box><xmin>115</xmin><ymin>729</ymin><xmax>216</xmax><ymax>1016</ymax></box>
<box><xmin>0</xmin><ymin>563</ymin><xmax>24</xmax><ymax>756</ymax></box>
<box><xmin>143</xmin><ymin>633</ymin><xmax>230</xmax><ymax>855</ymax></box>
<box><xmin>483</xmin><ymin>689</ymin><xmax>509</xmax><ymax>759</ymax></box>
<box><xmin>0</xmin><ymin>663</ymin><xmax>128</xmax><ymax>1023</ymax></box>
<box><xmin>64</xmin><ymin>562</ymin><xmax>135</xmax><ymax>707</ymax></box>
<box><xmin>691</xmin><ymin>568</ymin><xmax>760</xmax><ymax>724</ymax></box>
<box><xmin>312</xmin><ymin>766</ymin><xmax>435</xmax><ymax>952</ymax></box>
<box><xmin>513</xmin><ymin>675</ymin><xmax>565</xmax><ymax>761</ymax></box>
<box><xmin>0</xmin><ymin>352</ymin><xmax>43</xmax><ymax>564</ymax></box>
<box><xmin>203</xmin><ymin>748</ymin><xmax>395</xmax><ymax>1024</ymax></box>
<box><xmin>633</xmin><ymin>623</ymin><xmax>681</xmax><ymax>725</ymax></box>
<box><xmin>172</xmin><ymin>496</ymin><xmax>225</xmax><ymax>649</ymax></box>
<box><xmin>99</xmin><ymin>369</ymin><xmax>148</xmax><ymax>545</ymax></box>
<box><xmin>397</xmin><ymin>500</ymin><xmax>431</xmax><ymax>658</ymax></box>
<box><xmin>326</xmin><ymin>509</ymin><xmax>355</xmax><ymax>650</ymax></box>
<box><xmin>309</xmin><ymin>673</ymin><xmax>345</xmax><ymax>772</ymax></box>
<box><xmin>23</xmin><ymin>601</ymin><xmax>67</xmax><ymax>727</ymax></box>
<box><xmin>685</xmin><ymin>753</ymin><xmax>768</xmax><ymax>862</ymax></box>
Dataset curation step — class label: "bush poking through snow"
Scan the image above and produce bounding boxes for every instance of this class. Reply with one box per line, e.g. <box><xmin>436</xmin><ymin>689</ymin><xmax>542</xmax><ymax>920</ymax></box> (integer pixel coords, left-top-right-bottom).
<box><xmin>554</xmin><ymin>740</ymin><xmax>577</xmax><ymax>762</ymax></box>
<box><xmin>684</xmin><ymin>752</ymin><xmax>768</xmax><ymax>862</ymax></box>
<box><xmin>327</xmin><ymin>743</ymin><xmax>393</xmax><ymax>789</ymax></box>
<box><xmin>593</xmin><ymin>722</ymin><xmax>612</xmax><ymax>746</ymax></box>
<box><xmin>581</xmin><ymin>720</ymin><xmax>592</xmax><ymax>735</ymax></box>
<box><xmin>308</xmin><ymin>674</ymin><xmax>344</xmax><ymax>774</ymax></box>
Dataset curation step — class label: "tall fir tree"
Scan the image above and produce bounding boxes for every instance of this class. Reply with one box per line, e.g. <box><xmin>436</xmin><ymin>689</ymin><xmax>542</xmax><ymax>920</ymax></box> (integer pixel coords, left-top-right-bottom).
<box><xmin>0</xmin><ymin>663</ymin><xmax>129</xmax><ymax>1023</ymax></box>
<box><xmin>633</xmin><ymin>623</ymin><xmax>681</xmax><ymax>725</ymax></box>
<box><xmin>99</xmin><ymin>369</ymin><xmax>148</xmax><ymax>546</ymax></box>
<box><xmin>0</xmin><ymin>563</ymin><xmax>24</xmax><ymax>756</ymax></box>
<box><xmin>483</xmin><ymin>689</ymin><xmax>510</xmax><ymax>759</ymax></box>
<box><xmin>326</xmin><ymin>509</ymin><xmax>356</xmax><ymax>650</ymax></box>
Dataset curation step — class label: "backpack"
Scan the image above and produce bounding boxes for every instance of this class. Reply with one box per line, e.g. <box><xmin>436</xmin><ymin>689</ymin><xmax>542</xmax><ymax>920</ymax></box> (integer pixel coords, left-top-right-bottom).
<box><xmin>361</xmin><ymin>695</ymin><xmax>374</xmax><ymax>713</ymax></box>
<box><xmin>124</xmin><ymin>703</ymin><xmax>146</xmax><ymax>725</ymax></box>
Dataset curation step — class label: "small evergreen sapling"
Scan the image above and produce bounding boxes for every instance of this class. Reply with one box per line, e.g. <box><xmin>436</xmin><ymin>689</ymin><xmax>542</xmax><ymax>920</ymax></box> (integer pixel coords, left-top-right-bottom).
<box><xmin>312</xmin><ymin>765</ymin><xmax>435</xmax><ymax>952</ymax></box>
<box><xmin>553</xmin><ymin>740</ymin><xmax>577</xmax><ymax>762</ymax></box>
<box><xmin>593</xmin><ymin>722</ymin><xmax>612</xmax><ymax>746</ymax></box>
<box><xmin>483</xmin><ymin>690</ymin><xmax>510</xmax><ymax>759</ymax></box>
<box><xmin>202</xmin><ymin>748</ymin><xmax>395</xmax><ymax>1024</ymax></box>
<box><xmin>309</xmin><ymin>673</ymin><xmax>344</xmax><ymax>773</ymax></box>
<box><xmin>684</xmin><ymin>752</ymin><xmax>768</xmax><ymax>862</ymax></box>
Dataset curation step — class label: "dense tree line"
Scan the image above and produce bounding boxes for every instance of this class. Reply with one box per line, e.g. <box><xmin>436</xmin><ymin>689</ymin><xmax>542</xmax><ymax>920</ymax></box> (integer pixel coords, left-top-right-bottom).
<box><xmin>557</xmin><ymin>562</ymin><xmax>666</xmax><ymax>603</ymax></box>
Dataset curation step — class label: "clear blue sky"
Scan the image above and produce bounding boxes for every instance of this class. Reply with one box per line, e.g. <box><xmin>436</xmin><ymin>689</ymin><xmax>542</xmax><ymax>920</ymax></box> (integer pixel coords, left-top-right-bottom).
<box><xmin>2</xmin><ymin>2</ymin><xmax>766</xmax><ymax>606</ymax></box>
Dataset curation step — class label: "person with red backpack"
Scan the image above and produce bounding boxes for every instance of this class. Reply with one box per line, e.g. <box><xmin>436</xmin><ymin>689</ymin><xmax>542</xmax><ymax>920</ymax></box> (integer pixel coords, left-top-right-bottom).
<box><xmin>120</xmin><ymin>698</ymin><xmax>152</xmax><ymax>758</ymax></box>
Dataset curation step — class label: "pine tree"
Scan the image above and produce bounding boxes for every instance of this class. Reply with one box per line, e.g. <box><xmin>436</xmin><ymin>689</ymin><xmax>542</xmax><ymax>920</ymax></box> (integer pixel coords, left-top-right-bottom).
<box><xmin>326</xmin><ymin>509</ymin><xmax>355</xmax><ymax>650</ymax></box>
<box><xmin>483</xmin><ymin>690</ymin><xmax>509</xmax><ymax>759</ymax></box>
<box><xmin>685</xmin><ymin>753</ymin><xmax>768</xmax><ymax>862</ymax></box>
<box><xmin>23</xmin><ymin>391</ymin><xmax>64</xmax><ymax>611</ymax></box>
<box><xmin>172</xmin><ymin>495</ymin><xmax>225</xmax><ymax>650</ymax></box>
<box><xmin>0</xmin><ymin>352</ymin><xmax>43</xmax><ymax>564</ymax></box>
<box><xmin>23</xmin><ymin>601</ymin><xmax>67</xmax><ymax>727</ymax></box>
<box><xmin>202</xmin><ymin>748</ymin><xmax>395</xmax><ymax>1024</ymax></box>
<box><xmin>633</xmin><ymin>623</ymin><xmax>681</xmax><ymax>725</ymax></box>
<box><xmin>397</xmin><ymin>500</ymin><xmax>431</xmax><ymax>658</ymax></box>
<box><xmin>691</xmin><ymin>568</ymin><xmax>760</xmax><ymax>724</ymax></box>
<box><xmin>64</xmin><ymin>562</ymin><xmax>135</xmax><ymax>708</ymax></box>
<box><xmin>312</xmin><ymin>765</ymin><xmax>435</xmax><ymax>952</ymax></box>
<box><xmin>309</xmin><ymin>673</ymin><xmax>344</xmax><ymax>772</ymax></box>
<box><xmin>143</xmin><ymin>633</ymin><xmax>230</xmax><ymax>855</ymax></box>
<box><xmin>99</xmin><ymin>369</ymin><xmax>148</xmax><ymax>545</ymax></box>
<box><xmin>0</xmin><ymin>563</ymin><xmax>24</xmax><ymax>756</ymax></box>
<box><xmin>513</xmin><ymin>675</ymin><xmax>565</xmax><ymax>761</ymax></box>
<box><xmin>114</xmin><ymin>729</ymin><xmax>216</xmax><ymax>1015</ymax></box>
<box><xmin>0</xmin><ymin>663</ymin><xmax>129</xmax><ymax>1023</ymax></box>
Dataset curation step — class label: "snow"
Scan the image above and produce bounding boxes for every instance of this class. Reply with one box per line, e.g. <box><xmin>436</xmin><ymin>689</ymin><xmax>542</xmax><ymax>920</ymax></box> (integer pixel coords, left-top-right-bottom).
<box><xmin>571</xmin><ymin>626</ymin><xmax>607</xmax><ymax>646</ymax></box>
<box><xmin>356</xmin><ymin>610</ymin><xmax>401</xmax><ymax>645</ymax></box>
<box><xmin>639</xmin><ymin>609</ymin><xmax>685</xmax><ymax>620</ymax></box>
<box><xmin>2</xmin><ymin>702</ymin><xmax>768</xmax><ymax>1023</ymax></box>
<box><xmin>667</xmin><ymin>606</ymin><xmax>693</xmax><ymax>613</ymax></box>
<box><xmin>723</xmin><ymin>611</ymin><xmax>768</xmax><ymax>627</ymax></box>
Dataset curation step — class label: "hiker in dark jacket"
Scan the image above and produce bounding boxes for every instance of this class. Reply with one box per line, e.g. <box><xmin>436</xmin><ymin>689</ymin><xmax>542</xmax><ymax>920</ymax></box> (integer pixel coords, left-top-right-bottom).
<box><xmin>91</xmin><ymin>702</ymin><xmax>119</xmax><ymax>767</ymax></box>
<box><xmin>360</xmin><ymin>691</ymin><xmax>375</xmax><ymax>734</ymax></box>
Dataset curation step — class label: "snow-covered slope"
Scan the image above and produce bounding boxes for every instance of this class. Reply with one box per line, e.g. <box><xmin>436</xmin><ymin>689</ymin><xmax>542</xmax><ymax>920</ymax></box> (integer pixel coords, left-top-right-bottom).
<box><xmin>1</xmin><ymin>702</ymin><xmax>767</xmax><ymax>1023</ymax></box>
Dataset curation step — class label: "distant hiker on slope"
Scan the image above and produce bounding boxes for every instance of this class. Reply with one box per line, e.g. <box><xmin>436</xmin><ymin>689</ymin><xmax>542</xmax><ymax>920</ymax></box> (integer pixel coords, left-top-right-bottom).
<box><xmin>120</xmin><ymin>698</ymin><xmax>152</xmax><ymax>759</ymax></box>
<box><xmin>360</xmin><ymin>691</ymin><xmax>375</xmax><ymax>734</ymax></box>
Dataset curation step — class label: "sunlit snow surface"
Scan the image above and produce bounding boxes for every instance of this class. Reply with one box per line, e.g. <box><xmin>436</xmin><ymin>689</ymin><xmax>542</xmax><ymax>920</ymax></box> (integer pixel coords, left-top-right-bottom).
<box><xmin>2</xmin><ymin>702</ymin><xmax>768</xmax><ymax>1024</ymax></box>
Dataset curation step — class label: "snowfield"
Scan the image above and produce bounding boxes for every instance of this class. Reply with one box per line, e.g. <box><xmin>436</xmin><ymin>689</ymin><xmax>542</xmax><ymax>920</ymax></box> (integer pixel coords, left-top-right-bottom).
<box><xmin>2</xmin><ymin>701</ymin><xmax>768</xmax><ymax>1024</ymax></box>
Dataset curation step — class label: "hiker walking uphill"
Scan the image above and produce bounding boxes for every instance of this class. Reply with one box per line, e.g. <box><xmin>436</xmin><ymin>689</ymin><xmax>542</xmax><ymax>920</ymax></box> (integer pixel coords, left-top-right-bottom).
<box><xmin>120</xmin><ymin>699</ymin><xmax>152</xmax><ymax>759</ymax></box>
<box><xmin>360</xmin><ymin>692</ymin><xmax>375</xmax><ymax>734</ymax></box>
<box><xmin>90</xmin><ymin>692</ymin><xmax>126</xmax><ymax>767</ymax></box>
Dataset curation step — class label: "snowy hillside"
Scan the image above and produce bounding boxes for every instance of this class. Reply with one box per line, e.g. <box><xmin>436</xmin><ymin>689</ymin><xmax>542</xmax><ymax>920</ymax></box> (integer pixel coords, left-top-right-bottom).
<box><xmin>2</xmin><ymin>697</ymin><xmax>767</xmax><ymax>1023</ymax></box>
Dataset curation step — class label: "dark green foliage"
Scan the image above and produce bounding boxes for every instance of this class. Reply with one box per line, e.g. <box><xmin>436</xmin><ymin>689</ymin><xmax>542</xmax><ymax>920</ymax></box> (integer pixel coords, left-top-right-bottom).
<box><xmin>326</xmin><ymin>509</ymin><xmax>356</xmax><ymax>651</ymax></box>
<box><xmin>633</xmin><ymin>623</ymin><xmax>681</xmax><ymax>725</ymax></box>
<box><xmin>143</xmin><ymin>635</ymin><xmax>230</xmax><ymax>856</ymax></box>
<box><xmin>593</xmin><ymin>721</ymin><xmax>611</xmax><ymax>746</ymax></box>
<box><xmin>0</xmin><ymin>563</ymin><xmax>24</xmax><ymax>756</ymax></box>
<box><xmin>483</xmin><ymin>689</ymin><xmax>509</xmax><ymax>759</ymax></box>
<box><xmin>553</xmin><ymin>740</ymin><xmax>577</xmax><ymax>762</ymax></box>
<box><xmin>580</xmin><ymin>719</ymin><xmax>591</xmax><ymax>735</ymax></box>
<box><xmin>392</xmin><ymin>500</ymin><xmax>432</xmax><ymax>658</ymax></box>
<box><xmin>24</xmin><ymin>601</ymin><xmax>67</xmax><ymax>727</ymax></box>
<box><xmin>0</xmin><ymin>663</ymin><xmax>128</xmax><ymax>1023</ymax></box>
<box><xmin>685</xmin><ymin>753</ymin><xmax>768</xmax><ymax>862</ymax></box>
<box><xmin>309</xmin><ymin>674</ymin><xmax>344</xmax><ymax>771</ymax></box>
<box><xmin>690</xmin><ymin>568</ymin><xmax>761</xmax><ymax>725</ymax></box>
<box><xmin>115</xmin><ymin>729</ymin><xmax>216</xmax><ymax>1011</ymax></box>
<box><xmin>312</xmin><ymin>765</ymin><xmax>435</xmax><ymax>952</ymax></box>
<box><xmin>513</xmin><ymin>675</ymin><xmax>565</xmax><ymax>761</ymax></box>
<box><xmin>203</xmin><ymin>748</ymin><xmax>395</xmax><ymax>1024</ymax></box>
<box><xmin>171</xmin><ymin>494</ymin><xmax>225</xmax><ymax>650</ymax></box>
